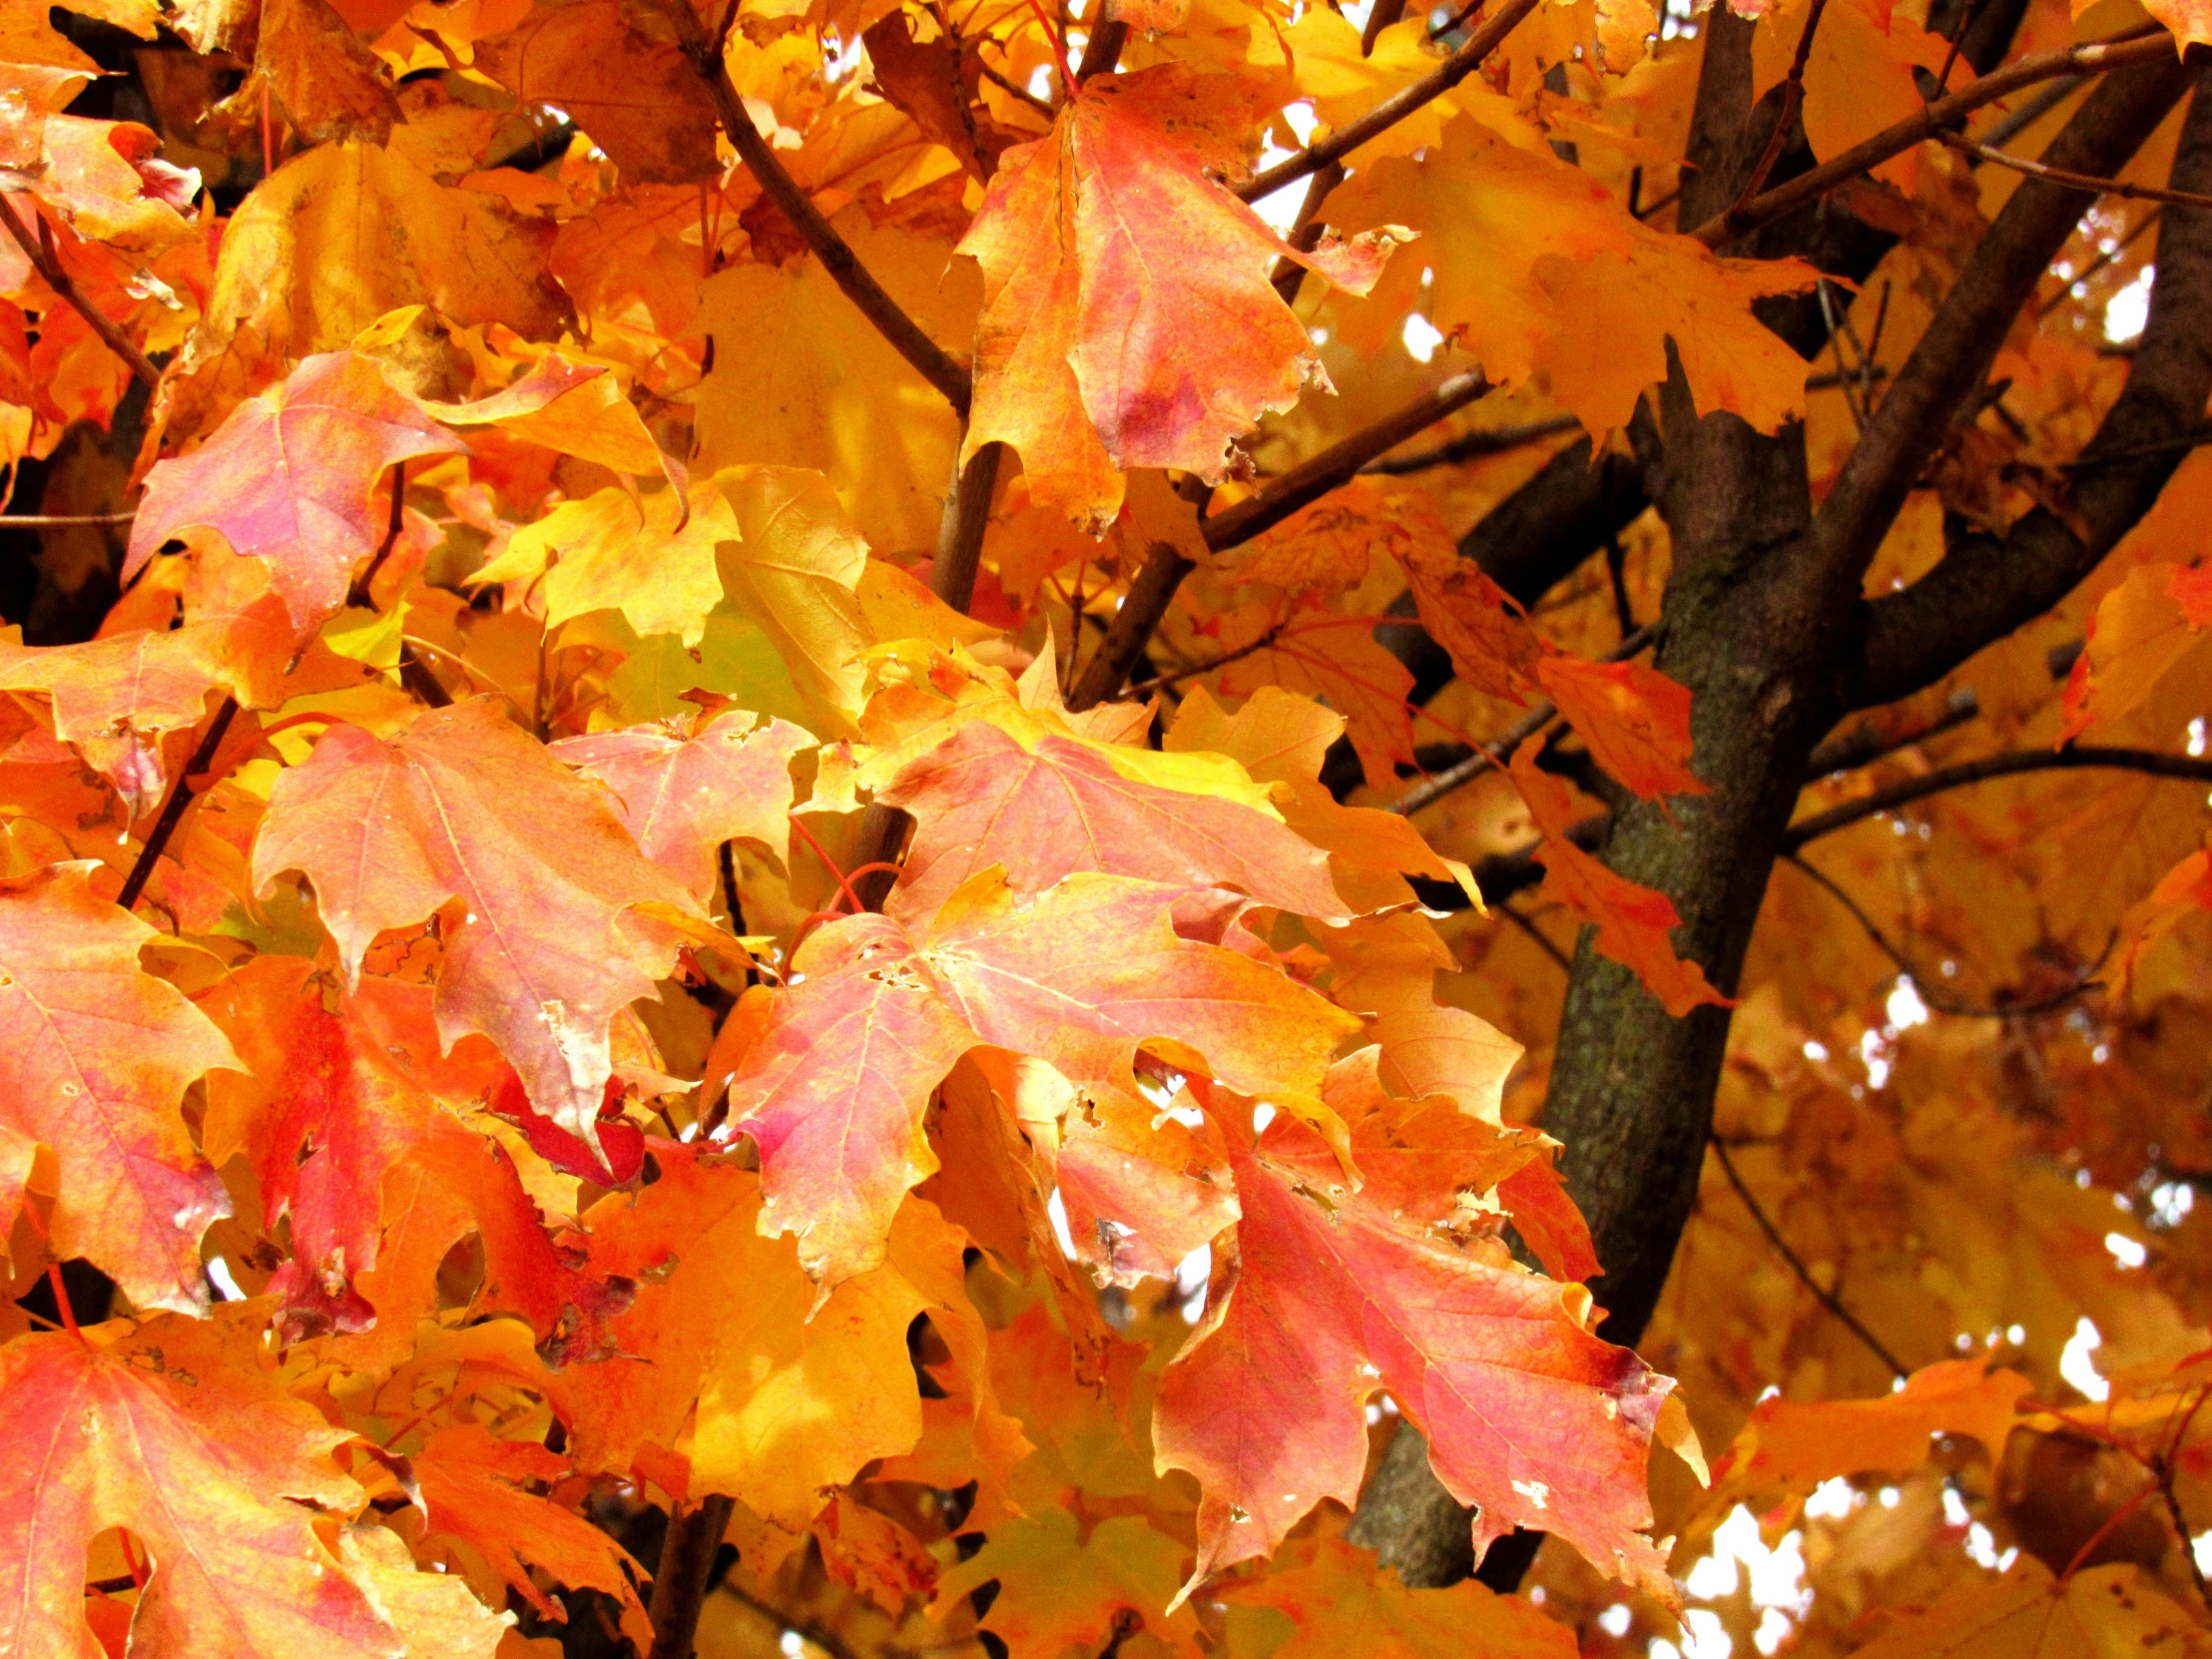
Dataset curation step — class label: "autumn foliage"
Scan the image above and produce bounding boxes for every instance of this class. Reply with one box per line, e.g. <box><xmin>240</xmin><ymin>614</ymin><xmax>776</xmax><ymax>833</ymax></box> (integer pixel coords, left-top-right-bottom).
<box><xmin>5</xmin><ymin>0</ymin><xmax>2212</xmax><ymax>1651</ymax></box>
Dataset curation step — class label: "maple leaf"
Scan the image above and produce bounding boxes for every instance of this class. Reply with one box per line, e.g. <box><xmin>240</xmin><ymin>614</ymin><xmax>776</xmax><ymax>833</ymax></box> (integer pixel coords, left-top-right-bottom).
<box><xmin>1335</xmin><ymin>116</ymin><xmax>1816</xmax><ymax>435</ymax></box>
<box><xmin>125</xmin><ymin>350</ymin><xmax>467</xmax><ymax>642</ymax></box>
<box><xmin>2059</xmin><ymin>561</ymin><xmax>2212</xmax><ymax>740</ymax></box>
<box><xmin>0</xmin><ymin>1311</ymin><xmax>512</xmax><ymax>1658</ymax></box>
<box><xmin>1533</xmin><ymin>655</ymin><xmax>1707</xmax><ymax>800</ymax></box>
<box><xmin>478</xmin><ymin>0</ymin><xmax>721</xmax><ymax>184</ymax></box>
<box><xmin>695</xmin><ymin>208</ymin><xmax>978</xmax><ymax>556</ymax></box>
<box><xmin>1847</xmin><ymin>1559</ymin><xmax>2211</xmax><ymax>1658</ymax></box>
<box><xmin>1154</xmin><ymin>1069</ymin><xmax>1677</xmax><ymax>1599</ymax></box>
<box><xmin>1510</xmin><ymin>739</ymin><xmax>1731</xmax><ymax>1016</ymax></box>
<box><xmin>936</xmin><ymin>1509</ymin><xmax>1203</xmax><ymax>1659</ymax></box>
<box><xmin>2110</xmin><ymin>841</ymin><xmax>2212</xmax><ymax>998</ymax></box>
<box><xmin>1711</xmin><ymin>1359</ymin><xmax>2030</xmax><ymax>1488</ymax></box>
<box><xmin>411</xmin><ymin>1421</ymin><xmax>651</xmax><ymax>1648</ymax></box>
<box><xmin>875</xmin><ymin>722</ymin><xmax>1350</xmax><ymax>922</ymax></box>
<box><xmin>711</xmin><ymin>869</ymin><xmax>1354</xmax><ymax>1292</ymax></box>
<box><xmin>0</xmin><ymin>622</ymin><xmax>246</xmax><ymax>816</ymax></box>
<box><xmin>0</xmin><ymin>861</ymin><xmax>238</xmax><ymax>1315</ymax></box>
<box><xmin>552</xmin><ymin>709</ymin><xmax>812</xmax><ymax>901</ymax></box>
<box><xmin>471</xmin><ymin>480</ymin><xmax>731</xmax><ymax>646</ymax></box>
<box><xmin>1219</xmin><ymin>1536</ymin><xmax>1575</xmax><ymax>1659</ymax></box>
<box><xmin>251</xmin><ymin>699</ymin><xmax>708</xmax><ymax>1154</ymax></box>
<box><xmin>958</xmin><ymin>62</ymin><xmax>1404</xmax><ymax>529</ymax></box>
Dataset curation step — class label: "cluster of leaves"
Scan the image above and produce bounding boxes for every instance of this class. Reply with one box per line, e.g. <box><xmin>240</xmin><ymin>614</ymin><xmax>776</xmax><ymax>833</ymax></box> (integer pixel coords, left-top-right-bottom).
<box><xmin>4</xmin><ymin>0</ymin><xmax>2212</xmax><ymax>1648</ymax></box>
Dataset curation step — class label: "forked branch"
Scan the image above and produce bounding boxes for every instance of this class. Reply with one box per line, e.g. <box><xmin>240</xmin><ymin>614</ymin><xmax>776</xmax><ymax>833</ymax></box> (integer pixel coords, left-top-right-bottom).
<box><xmin>1687</xmin><ymin>26</ymin><xmax>2181</xmax><ymax>247</ymax></box>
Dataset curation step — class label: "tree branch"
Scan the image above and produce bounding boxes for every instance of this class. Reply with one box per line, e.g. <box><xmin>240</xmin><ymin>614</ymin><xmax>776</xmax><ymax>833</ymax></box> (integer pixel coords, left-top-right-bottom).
<box><xmin>647</xmin><ymin>0</ymin><xmax>972</xmax><ymax>413</ymax></box>
<box><xmin>1063</xmin><ymin>370</ymin><xmax>1493</xmax><ymax>710</ymax></box>
<box><xmin>1709</xmin><ymin>1135</ymin><xmax>1910</xmax><ymax>1379</ymax></box>
<box><xmin>1686</xmin><ymin>27</ymin><xmax>2181</xmax><ymax>248</ymax></box>
<box><xmin>930</xmin><ymin>442</ymin><xmax>1003</xmax><ymax>613</ymax></box>
<box><xmin>1204</xmin><ymin>369</ymin><xmax>1492</xmax><ymax>551</ymax></box>
<box><xmin>1727</xmin><ymin>0</ymin><xmax>1831</xmax><ymax>218</ymax></box>
<box><xmin>0</xmin><ymin>193</ymin><xmax>160</xmax><ymax>393</ymax></box>
<box><xmin>1808</xmin><ymin>54</ymin><xmax>2198</xmax><ymax>596</ymax></box>
<box><xmin>116</xmin><ymin>696</ymin><xmax>241</xmax><ymax>912</ymax></box>
<box><xmin>1235</xmin><ymin>0</ymin><xmax>1546</xmax><ymax>202</ymax></box>
<box><xmin>1781</xmin><ymin>851</ymin><xmax>2109</xmax><ymax>1017</ymax></box>
<box><xmin>646</xmin><ymin>1493</ymin><xmax>735</xmax><ymax>1659</ymax></box>
<box><xmin>1389</xmin><ymin>627</ymin><xmax>1653</xmax><ymax>817</ymax></box>
<box><xmin>1781</xmin><ymin>745</ymin><xmax>2212</xmax><ymax>849</ymax></box>
<box><xmin>1363</xmin><ymin>412</ymin><xmax>1582</xmax><ymax>475</ymax></box>
<box><xmin>1937</xmin><ymin>127</ymin><xmax>2212</xmax><ymax>207</ymax></box>
<box><xmin>1854</xmin><ymin>72</ymin><xmax>2212</xmax><ymax>707</ymax></box>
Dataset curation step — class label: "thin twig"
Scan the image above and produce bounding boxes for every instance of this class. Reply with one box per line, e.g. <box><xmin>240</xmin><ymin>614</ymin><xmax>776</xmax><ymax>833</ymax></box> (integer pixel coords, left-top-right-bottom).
<box><xmin>1363</xmin><ymin>412</ymin><xmax>1583</xmax><ymax>474</ymax></box>
<box><xmin>1689</xmin><ymin>26</ymin><xmax>2179</xmax><ymax>247</ymax></box>
<box><xmin>1204</xmin><ymin>369</ymin><xmax>1494</xmax><ymax>550</ymax></box>
<box><xmin>1782</xmin><ymin>852</ymin><xmax>2109</xmax><ymax>1018</ymax></box>
<box><xmin>117</xmin><ymin>697</ymin><xmax>241</xmax><ymax>911</ymax></box>
<box><xmin>1388</xmin><ymin>625</ymin><xmax>1656</xmax><ymax>817</ymax></box>
<box><xmin>348</xmin><ymin>460</ymin><xmax>408</xmax><ymax>609</ymax></box>
<box><xmin>974</xmin><ymin>53</ymin><xmax>1056</xmax><ymax>116</ymax></box>
<box><xmin>1928</xmin><ymin>0</ymin><xmax>1987</xmax><ymax>103</ymax></box>
<box><xmin>1496</xmin><ymin>899</ymin><xmax>1572</xmax><ymax>972</ymax></box>
<box><xmin>1269</xmin><ymin>162</ymin><xmax>1349</xmax><ymax>305</ymax></box>
<box><xmin>1236</xmin><ymin>0</ymin><xmax>1546</xmax><ymax>202</ymax></box>
<box><xmin>646</xmin><ymin>0</ymin><xmax>972</xmax><ymax>413</ymax></box>
<box><xmin>0</xmin><ymin>194</ymin><xmax>160</xmax><ymax>392</ymax></box>
<box><xmin>0</xmin><ymin>511</ymin><xmax>137</xmax><ymax>526</ymax></box>
<box><xmin>1938</xmin><ymin>128</ymin><xmax>2212</xmax><ymax>208</ymax></box>
<box><xmin>1982</xmin><ymin>73</ymin><xmax>2088</xmax><ymax>149</ymax></box>
<box><xmin>2157</xmin><ymin>1387</ymin><xmax>2212</xmax><ymax>1608</ymax></box>
<box><xmin>1728</xmin><ymin>0</ymin><xmax>1831</xmax><ymax>221</ymax></box>
<box><xmin>1710</xmin><ymin>1134</ymin><xmax>1910</xmax><ymax>1379</ymax></box>
<box><xmin>1064</xmin><ymin>370</ymin><xmax>1495</xmax><ymax>710</ymax></box>
<box><xmin>1781</xmin><ymin>746</ymin><xmax>2212</xmax><ymax>849</ymax></box>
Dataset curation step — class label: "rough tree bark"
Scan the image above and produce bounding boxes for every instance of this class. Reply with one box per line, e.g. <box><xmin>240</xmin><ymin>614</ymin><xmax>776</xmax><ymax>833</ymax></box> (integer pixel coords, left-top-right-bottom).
<box><xmin>1351</xmin><ymin>23</ymin><xmax>2212</xmax><ymax>1589</ymax></box>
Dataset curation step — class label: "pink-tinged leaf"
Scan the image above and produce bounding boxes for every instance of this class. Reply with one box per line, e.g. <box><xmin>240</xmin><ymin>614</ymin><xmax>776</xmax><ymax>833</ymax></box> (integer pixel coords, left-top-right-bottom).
<box><xmin>957</xmin><ymin>63</ymin><xmax>1406</xmax><ymax>529</ymax></box>
<box><xmin>552</xmin><ymin>709</ymin><xmax>812</xmax><ymax>901</ymax></box>
<box><xmin>125</xmin><ymin>350</ymin><xmax>467</xmax><ymax>641</ymax></box>
<box><xmin>0</xmin><ymin>862</ymin><xmax>237</xmax><ymax>1314</ymax></box>
<box><xmin>876</xmin><ymin>724</ymin><xmax>1349</xmax><ymax>923</ymax></box>
<box><xmin>707</xmin><ymin>915</ymin><xmax>980</xmax><ymax>1294</ymax></box>
<box><xmin>1155</xmin><ymin>1077</ymin><xmax>1674</xmax><ymax>1600</ymax></box>
<box><xmin>251</xmin><ymin>699</ymin><xmax>706</xmax><ymax>1156</ymax></box>
<box><xmin>0</xmin><ymin>1311</ymin><xmax>512</xmax><ymax>1659</ymax></box>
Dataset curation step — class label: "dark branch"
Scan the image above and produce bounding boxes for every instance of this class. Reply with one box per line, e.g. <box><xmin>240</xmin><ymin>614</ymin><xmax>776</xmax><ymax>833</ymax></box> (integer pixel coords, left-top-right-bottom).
<box><xmin>1937</xmin><ymin>127</ymin><xmax>2212</xmax><ymax>208</ymax></box>
<box><xmin>1686</xmin><ymin>27</ymin><xmax>2181</xmax><ymax>248</ymax></box>
<box><xmin>1853</xmin><ymin>73</ymin><xmax>2212</xmax><ymax>706</ymax></box>
<box><xmin>1810</xmin><ymin>53</ymin><xmax>2198</xmax><ymax>601</ymax></box>
<box><xmin>646</xmin><ymin>1494</ymin><xmax>735</xmax><ymax>1659</ymax></box>
<box><xmin>1781</xmin><ymin>851</ymin><xmax>2109</xmax><ymax>1018</ymax></box>
<box><xmin>647</xmin><ymin>0</ymin><xmax>971</xmax><ymax>413</ymax></box>
<box><xmin>0</xmin><ymin>193</ymin><xmax>160</xmax><ymax>393</ymax></box>
<box><xmin>1782</xmin><ymin>745</ymin><xmax>2212</xmax><ymax>849</ymax></box>
<box><xmin>117</xmin><ymin>696</ymin><xmax>241</xmax><ymax>912</ymax></box>
<box><xmin>1235</xmin><ymin>0</ymin><xmax>1546</xmax><ymax>202</ymax></box>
